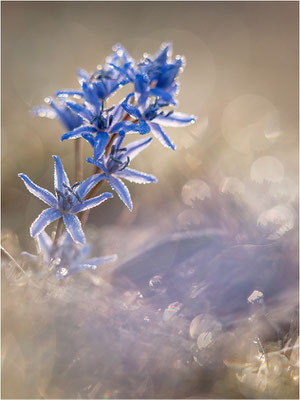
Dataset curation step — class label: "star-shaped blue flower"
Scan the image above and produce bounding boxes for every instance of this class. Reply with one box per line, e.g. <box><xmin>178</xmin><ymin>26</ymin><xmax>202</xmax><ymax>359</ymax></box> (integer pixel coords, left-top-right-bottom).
<box><xmin>22</xmin><ymin>231</ymin><xmax>117</xmax><ymax>279</ymax></box>
<box><xmin>121</xmin><ymin>93</ymin><xmax>195</xmax><ymax>150</ymax></box>
<box><xmin>86</xmin><ymin>135</ymin><xmax>157</xmax><ymax>211</ymax></box>
<box><xmin>37</xmin><ymin>231</ymin><xmax>117</xmax><ymax>279</ymax></box>
<box><xmin>19</xmin><ymin>156</ymin><xmax>113</xmax><ymax>244</ymax></box>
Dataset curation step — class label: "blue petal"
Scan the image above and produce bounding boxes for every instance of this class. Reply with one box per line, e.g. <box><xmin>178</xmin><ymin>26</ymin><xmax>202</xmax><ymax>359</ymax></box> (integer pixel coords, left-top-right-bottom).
<box><xmin>61</xmin><ymin>126</ymin><xmax>97</xmax><ymax>141</ymax></box>
<box><xmin>149</xmin><ymin>122</ymin><xmax>176</xmax><ymax>150</ymax></box>
<box><xmin>157</xmin><ymin>59</ymin><xmax>183</xmax><ymax>88</ymax></box>
<box><xmin>53</xmin><ymin>155</ymin><xmax>70</xmax><ymax>192</ymax></box>
<box><xmin>77</xmin><ymin>68</ymin><xmax>89</xmax><ymax>81</ymax></box>
<box><xmin>139</xmin><ymin>119</ymin><xmax>151</xmax><ymax>135</ymax></box>
<box><xmin>82</xmin><ymin>81</ymin><xmax>100</xmax><ymax>110</ymax></box>
<box><xmin>149</xmin><ymin>88</ymin><xmax>175</xmax><ymax>105</ymax></box>
<box><xmin>82</xmin><ymin>133</ymin><xmax>95</xmax><ymax>147</ymax></box>
<box><xmin>56</xmin><ymin>90</ymin><xmax>83</xmax><ymax>98</ymax></box>
<box><xmin>111</xmin><ymin>103</ymin><xmax>125</xmax><ymax>123</ymax></box>
<box><xmin>18</xmin><ymin>173</ymin><xmax>57</xmax><ymax>208</ymax></box>
<box><xmin>116</xmin><ymin>168</ymin><xmax>157</xmax><ymax>184</ymax></box>
<box><xmin>63</xmin><ymin>214</ymin><xmax>85</xmax><ymax>244</ymax></box>
<box><xmin>67</xmin><ymin>254</ymin><xmax>117</xmax><ymax>276</ymax></box>
<box><xmin>30</xmin><ymin>208</ymin><xmax>61</xmax><ymax>237</ymax></box>
<box><xmin>71</xmin><ymin>192</ymin><xmax>113</xmax><ymax>213</ymax></box>
<box><xmin>47</xmin><ymin>98</ymin><xmax>81</xmax><ymax>130</ymax></box>
<box><xmin>155</xmin><ymin>42</ymin><xmax>172</xmax><ymax>65</ymax></box>
<box><xmin>36</xmin><ymin>231</ymin><xmax>53</xmax><ymax>264</ymax></box>
<box><xmin>153</xmin><ymin>111</ymin><xmax>195</xmax><ymax>127</ymax></box>
<box><xmin>124</xmin><ymin>137</ymin><xmax>153</xmax><ymax>161</ymax></box>
<box><xmin>134</xmin><ymin>73</ymin><xmax>149</xmax><ymax>107</ymax></box>
<box><xmin>86</xmin><ymin>158</ymin><xmax>108</xmax><ymax>174</ymax></box>
<box><xmin>65</xmin><ymin>100</ymin><xmax>93</xmax><ymax>122</ymax></box>
<box><xmin>121</xmin><ymin>94</ymin><xmax>141</xmax><ymax>119</ymax></box>
<box><xmin>107</xmin><ymin>176</ymin><xmax>132</xmax><ymax>211</ymax></box>
<box><xmin>77</xmin><ymin>173</ymin><xmax>105</xmax><ymax>199</ymax></box>
<box><xmin>110</xmin><ymin>121</ymin><xmax>139</xmax><ymax>134</ymax></box>
<box><xmin>93</xmin><ymin>132</ymin><xmax>109</xmax><ymax>160</ymax></box>
<box><xmin>32</xmin><ymin>106</ymin><xmax>57</xmax><ymax>120</ymax></box>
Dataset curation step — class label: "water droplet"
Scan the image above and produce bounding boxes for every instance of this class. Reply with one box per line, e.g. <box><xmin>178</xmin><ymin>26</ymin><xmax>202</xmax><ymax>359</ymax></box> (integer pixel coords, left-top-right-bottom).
<box><xmin>257</xmin><ymin>204</ymin><xmax>295</xmax><ymax>240</ymax></box>
<box><xmin>251</xmin><ymin>156</ymin><xmax>284</xmax><ymax>184</ymax></box>
<box><xmin>144</xmin><ymin>316</ymin><xmax>150</xmax><ymax>322</ymax></box>
<box><xmin>247</xmin><ymin>290</ymin><xmax>264</xmax><ymax>304</ymax></box>
<box><xmin>197</xmin><ymin>331</ymin><xmax>213</xmax><ymax>349</ymax></box>
<box><xmin>149</xmin><ymin>275</ymin><xmax>162</xmax><ymax>289</ymax></box>
<box><xmin>44</xmin><ymin>97</ymin><xmax>51</xmax><ymax>104</ymax></box>
<box><xmin>182</xmin><ymin>179</ymin><xmax>211</xmax><ymax>206</ymax></box>
<box><xmin>137</xmin><ymin>291</ymin><xmax>143</xmax><ymax>299</ymax></box>
<box><xmin>163</xmin><ymin>301</ymin><xmax>183</xmax><ymax>322</ymax></box>
<box><xmin>189</xmin><ymin>314</ymin><xmax>222</xmax><ymax>339</ymax></box>
<box><xmin>220</xmin><ymin>177</ymin><xmax>246</xmax><ymax>196</ymax></box>
<box><xmin>58</xmin><ymin>267</ymin><xmax>68</xmax><ymax>277</ymax></box>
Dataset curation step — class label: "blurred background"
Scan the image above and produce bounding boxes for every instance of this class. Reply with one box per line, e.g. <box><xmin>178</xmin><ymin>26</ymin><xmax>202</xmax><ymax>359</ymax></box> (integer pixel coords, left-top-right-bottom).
<box><xmin>2</xmin><ymin>2</ymin><xmax>299</xmax><ymax>399</ymax></box>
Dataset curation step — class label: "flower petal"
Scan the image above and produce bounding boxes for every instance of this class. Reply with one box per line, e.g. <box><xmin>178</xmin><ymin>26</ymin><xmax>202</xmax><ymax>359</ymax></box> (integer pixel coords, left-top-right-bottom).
<box><xmin>32</xmin><ymin>106</ymin><xmax>57</xmax><ymax>120</ymax></box>
<box><xmin>82</xmin><ymin>81</ymin><xmax>100</xmax><ymax>110</ymax></box>
<box><xmin>71</xmin><ymin>192</ymin><xmax>113</xmax><ymax>213</ymax></box>
<box><xmin>107</xmin><ymin>176</ymin><xmax>132</xmax><ymax>211</ymax></box>
<box><xmin>149</xmin><ymin>122</ymin><xmax>176</xmax><ymax>150</ymax></box>
<box><xmin>61</xmin><ymin>126</ymin><xmax>97</xmax><ymax>141</ymax></box>
<box><xmin>76</xmin><ymin>173</ymin><xmax>105</xmax><ymax>199</ymax></box>
<box><xmin>153</xmin><ymin>111</ymin><xmax>195</xmax><ymax>127</ymax></box>
<box><xmin>110</xmin><ymin>121</ymin><xmax>139</xmax><ymax>134</ymax></box>
<box><xmin>116</xmin><ymin>168</ymin><xmax>157</xmax><ymax>184</ymax></box>
<box><xmin>36</xmin><ymin>231</ymin><xmax>53</xmax><ymax>264</ymax></box>
<box><xmin>139</xmin><ymin>119</ymin><xmax>151</xmax><ymax>135</ymax></box>
<box><xmin>56</xmin><ymin>90</ymin><xmax>83</xmax><ymax>98</ymax></box>
<box><xmin>63</xmin><ymin>214</ymin><xmax>85</xmax><ymax>244</ymax></box>
<box><xmin>53</xmin><ymin>155</ymin><xmax>70</xmax><ymax>192</ymax></box>
<box><xmin>30</xmin><ymin>208</ymin><xmax>61</xmax><ymax>237</ymax></box>
<box><xmin>121</xmin><ymin>94</ymin><xmax>141</xmax><ymax>119</ymax></box>
<box><xmin>93</xmin><ymin>132</ymin><xmax>109</xmax><ymax>160</ymax></box>
<box><xmin>124</xmin><ymin>137</ymin><xmax>153</xmax><ymax>161</ymax></box>
<box><xmin>67</xmin><ymin>254</ymin><xmax>117</xmax><ymax>276</ymax></box>
<box><xmin>18</xmin><ymin>173</ymin><xmax>57</xmax><ymax>208</ymax></box>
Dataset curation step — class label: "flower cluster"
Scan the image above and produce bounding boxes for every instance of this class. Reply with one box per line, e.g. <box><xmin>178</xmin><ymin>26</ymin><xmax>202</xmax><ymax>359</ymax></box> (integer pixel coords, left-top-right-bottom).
<box><xmin>19</xmin><ymin>43</ymin><xmax>195</xmax><ymax>278</ymax></box>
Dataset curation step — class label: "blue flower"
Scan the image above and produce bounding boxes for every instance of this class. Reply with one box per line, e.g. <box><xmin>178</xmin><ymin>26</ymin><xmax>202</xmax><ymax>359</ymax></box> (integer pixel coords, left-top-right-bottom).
<box><xmin>18</xmin><ymin>156</ymin><xmax>113</xmax><ymax>244</ymax></box>
<box><xmin>38</xmin><ymin>231</ymin><xmax>117</xmax><ymax>279</ymax></box>
<box><xmin>23</xmin><ymin>231</ymin><xmax>117</xmax><ymax>279</ymax></box>
<box><xmin>57</xmin><ymin>44</ymin><xmax>133</xmax><ymax>102</ymax></box>
<box><xmin>86</xmin><ymin>135</ymin><xmax>157</xmax><ymax>211</ymax></box>
<box><xmin>32</xmin><ymin>97</ymin><xmax>83</xmax><ymax>131</ymax></box>
<box><xmin>61</xmin><ymin>98</ymin><xmax>139</xmax><ymax>160</ymax></box>
<box><xmin>121</xmin><ymin>94</ymin><xmax>195</xmax><ymax>150</ymax></box>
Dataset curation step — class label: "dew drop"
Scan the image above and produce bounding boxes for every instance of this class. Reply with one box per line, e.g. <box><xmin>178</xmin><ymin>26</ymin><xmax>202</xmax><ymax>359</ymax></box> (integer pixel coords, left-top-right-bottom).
<box><xmin>250</xmin><ymin>156</ymin><xmax>284</xmax><ymax>184</ymax></box>
<box><xmin>58</xmin><ymin>267</ymin><xmax>68</xmax><ymax>277</ymax></box>
<box><xmin>163</xmin><ymin>301</ymin><xmax>183</xmax><ymax>322</ymax></box>
<box><xmin>257</xmin><ymin>204</ymin><xmax>295</xmax><ymax>240</ymax></box>
<box><xmin>44</xmin><ymin>97</ymin><xmax>51</xmax><ymax>104</ymax></box>
<box><xmin>144</xmin><ymin>316</ymin><xmax>150</xmax><ymax>322</ymax></box>
<box><xmin>247</xmin><ymin>290</ymin><xmax>264</xmax><ymax>304</ymax></box>
<box><xmin>149</xmin><ymin>275</ymin><xmax>162</xmax><ymax>289</ymax></box>
<box><xmin>181</xmin><ymin>179</ymin><xmax>211</xmax><ymax>206</ymax></box>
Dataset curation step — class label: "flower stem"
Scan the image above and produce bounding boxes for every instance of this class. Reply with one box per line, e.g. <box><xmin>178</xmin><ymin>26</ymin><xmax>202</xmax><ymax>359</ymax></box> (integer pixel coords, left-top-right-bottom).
<box><xmin>75</xmin><ymin>138</ymin><xmax>83</xmax><ymax>182</ymax></box>
<box><xmin>80</xmin><ymin>133</ymin><xmax>118</xmax><ymax>227</ymax></box>
<box><xmin>52</xmin><ymin>217</ymin><xmax>63</xmax><ymax>249</ymax></box>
